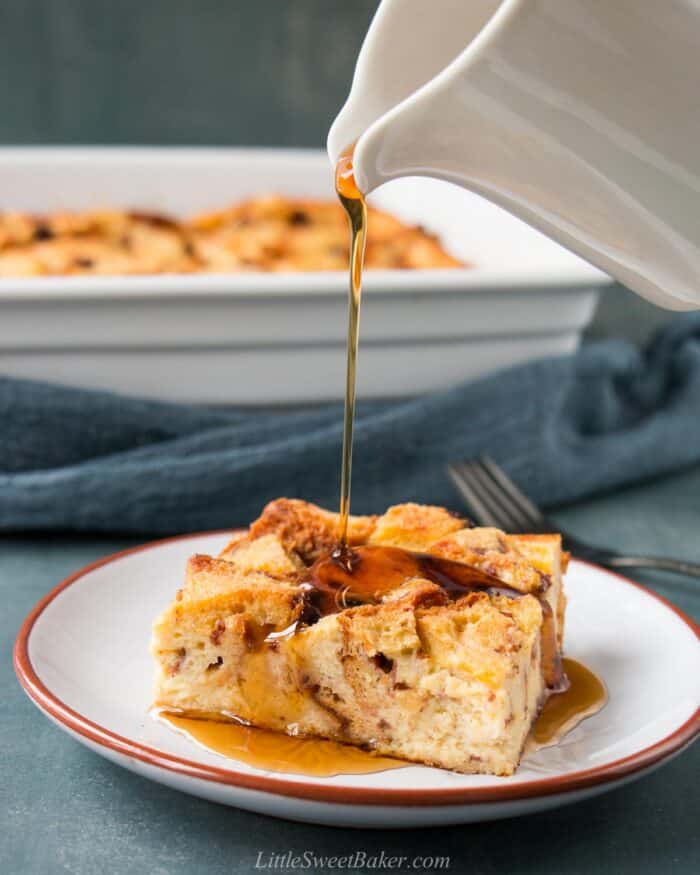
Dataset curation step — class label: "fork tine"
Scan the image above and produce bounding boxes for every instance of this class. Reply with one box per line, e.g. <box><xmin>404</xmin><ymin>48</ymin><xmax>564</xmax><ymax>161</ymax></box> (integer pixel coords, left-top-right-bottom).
<box><xmin>449</xmin><ymin>459</ymin><xmax>547</xmax><ymax>534</ymax></box>
<box><xmin>447</xmin><ymin>463</ymin><xmax>502</xmax><ymax>528</ymax></box>
<box><xmin>479</xmin><ymin>455</ymin><xmax>546</xmax><ymax>530</ymax></box>
<box><xmin>463</xmin><ymin>460</ymin><xmax>531</xmax><ymax>532</ymax></box>
<box><xmin>450</xmin><ymin>460</ymin><xmax>525</xmax><ymax>531</ymax></box>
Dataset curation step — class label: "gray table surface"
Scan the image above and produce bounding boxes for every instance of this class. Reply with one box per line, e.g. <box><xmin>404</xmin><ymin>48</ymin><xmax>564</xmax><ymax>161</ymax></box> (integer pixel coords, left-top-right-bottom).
<box><xmin>2</xmin><ymin>465</ymin><xmax>699</xmax><ymax>875</ymax></box>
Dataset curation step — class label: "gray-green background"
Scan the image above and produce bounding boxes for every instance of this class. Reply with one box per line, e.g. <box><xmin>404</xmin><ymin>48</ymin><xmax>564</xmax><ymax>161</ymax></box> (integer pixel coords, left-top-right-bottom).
<box><xmin>0</xmin><ymin>0</ymin><xmax>374</xmax><ymax>147</ymax></box>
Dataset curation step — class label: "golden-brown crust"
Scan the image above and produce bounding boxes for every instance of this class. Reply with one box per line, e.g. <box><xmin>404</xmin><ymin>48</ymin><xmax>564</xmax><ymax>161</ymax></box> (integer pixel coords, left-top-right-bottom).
<box><xmin>248</xmin><ymin>498</ymin><xmax>377</xmax><ymax>564</ymax></box>
<box><xmin>218</xmin><ymin>533</ymin><xmax>305</xmax><ymax>579</ymax></box>
<box><xmin>369</xmin><ymin>502</ymin><xmax>466</xmax><ymax>552</ymax></box>
<box><xmin>218</xmin><ymin>531</ymin><xmax>248</xmax><ymax>556</ymax></box>
<box><xmin>509</xmin><ymin>534</ymin><xmax>567</xmax><ymax>650</ymax></box>
<box><xmin>429</xmin><ymin>528</ymin><xmax>546</xmax><ymax>594</ymax></box>
<box><xmin>0</xmin><ymin>196</ymin><xmax>463</xmax><ymax>277</ymax></box>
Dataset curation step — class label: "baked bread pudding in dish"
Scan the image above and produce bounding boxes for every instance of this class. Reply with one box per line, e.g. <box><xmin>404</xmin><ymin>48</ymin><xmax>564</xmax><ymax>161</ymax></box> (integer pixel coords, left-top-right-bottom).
<box><xmin>0</xmin><ymin>210</ymin><xmax>198</xmax><ymax>277</ymax></box>
<box><xmin>188</xmin><ymin>196</ymin><xmax>463</xmax><ymax>272</ymax></box>
<box><xmin>151</xmin><ymin>499</ymin><xmax>568</xmax><ymax>776</ymax></box>
<box><xmin>0</xmin><ymin>196</ymin><xmax>462</xmax><ymax>277</ymax></box>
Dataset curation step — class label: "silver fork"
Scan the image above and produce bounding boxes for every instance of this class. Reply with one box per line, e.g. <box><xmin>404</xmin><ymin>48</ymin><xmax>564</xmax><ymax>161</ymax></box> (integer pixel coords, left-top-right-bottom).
<box><xmin>447</xmin><ymin>455</ymin><xmax>700</xmax><ymax>578</ymax></box>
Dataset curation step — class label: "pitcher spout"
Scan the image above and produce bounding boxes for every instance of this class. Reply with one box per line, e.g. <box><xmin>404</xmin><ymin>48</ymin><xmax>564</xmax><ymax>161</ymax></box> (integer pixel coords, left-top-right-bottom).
<box><xmin>331</xmin><ymin>0</ymin><xmax>700</xmax><ymax>310</ymax></box>
<box><xmin>327</xmin><ymin>0</ymin><xmax>503</xmax><ymax>168</ymax></box>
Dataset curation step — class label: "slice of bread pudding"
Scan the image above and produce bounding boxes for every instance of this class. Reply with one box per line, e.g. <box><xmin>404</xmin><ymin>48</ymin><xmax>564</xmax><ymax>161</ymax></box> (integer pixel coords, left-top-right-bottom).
<box><xmin>151</xmin><ymin>499</ymin><xmax>568</xmax><ymax>776</ymax></box>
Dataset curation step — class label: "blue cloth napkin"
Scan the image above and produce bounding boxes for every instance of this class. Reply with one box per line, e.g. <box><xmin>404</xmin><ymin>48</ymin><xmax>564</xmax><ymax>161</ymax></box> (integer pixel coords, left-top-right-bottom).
<box><xmin>1</xmin><ymin>314</ymin><xmax>699</xmax><ymax>535</ymax></box>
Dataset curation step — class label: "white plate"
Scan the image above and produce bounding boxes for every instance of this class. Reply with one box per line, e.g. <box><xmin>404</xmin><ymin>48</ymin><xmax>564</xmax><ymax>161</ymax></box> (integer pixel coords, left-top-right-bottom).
<box><xmin>0</xmin><ymin>148</ymin><xmax>609</xmax><ymax>403</ymax></box>
<box><xmin>15</xmin><ymin>532</ymin><xmax>699</xmax><ymax>828</ymax></box>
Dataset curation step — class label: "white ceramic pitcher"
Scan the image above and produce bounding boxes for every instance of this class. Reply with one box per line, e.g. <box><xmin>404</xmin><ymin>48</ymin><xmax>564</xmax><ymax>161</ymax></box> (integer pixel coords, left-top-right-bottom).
<box><xmin>328</xmin><ymin>0</ymin><xmax>700</xmax><ymax>310</ymax></box>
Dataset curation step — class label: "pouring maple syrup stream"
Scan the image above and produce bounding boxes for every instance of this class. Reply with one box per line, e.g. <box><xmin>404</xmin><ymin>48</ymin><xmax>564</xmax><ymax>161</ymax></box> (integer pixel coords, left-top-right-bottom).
<box><xmin>335</xmin><ymin>143</ymin><xmax>367</xmax><ymax>545</ymax></box>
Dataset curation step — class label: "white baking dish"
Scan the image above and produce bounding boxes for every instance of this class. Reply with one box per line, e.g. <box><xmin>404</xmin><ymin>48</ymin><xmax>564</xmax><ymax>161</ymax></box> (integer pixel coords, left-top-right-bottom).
<box><xmin>0</xmin><ymin>147</ymin><xmax>610</xmax><ymax>403</ymax></box>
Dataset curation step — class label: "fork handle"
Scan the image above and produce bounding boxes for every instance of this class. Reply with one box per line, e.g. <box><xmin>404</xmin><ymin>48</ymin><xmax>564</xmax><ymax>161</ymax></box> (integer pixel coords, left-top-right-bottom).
<box><xmin>603</xmin><ymin>555</ymin><xmax>700</xmax><ymax>577</ymax></box>
<box><xmin>569</xmin><ymin>545</ymin><xmax>700</xmax><ymax>578</ymax></box>
<box><xmin>558</xmin><ymin>532</ymin><xmax>700</xmax><ymax>578</ymax></box>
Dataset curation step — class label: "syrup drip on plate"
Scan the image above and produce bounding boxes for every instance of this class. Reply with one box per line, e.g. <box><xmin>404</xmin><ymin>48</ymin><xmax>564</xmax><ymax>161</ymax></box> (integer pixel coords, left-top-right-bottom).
<box><xmin>526</xmin><ymin>657</ymin><xmax>608</xmax><ymax>752</ymax></box>
<box><xmin>156</xmin><ymin>710</ymin><xmax>404</xmax><ymax>776</ymax></box>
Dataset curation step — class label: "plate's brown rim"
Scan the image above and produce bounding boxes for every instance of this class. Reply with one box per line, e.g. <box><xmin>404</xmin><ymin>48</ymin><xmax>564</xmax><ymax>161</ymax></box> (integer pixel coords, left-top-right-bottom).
<box><xmin>13</xmin><ymin>529</ymin><xmax>700</xmax><ymax>808</ymax></box>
